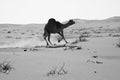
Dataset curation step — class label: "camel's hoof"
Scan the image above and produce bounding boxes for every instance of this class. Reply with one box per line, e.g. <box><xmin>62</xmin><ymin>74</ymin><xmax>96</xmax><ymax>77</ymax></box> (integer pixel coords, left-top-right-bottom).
<box><xmin>46</xmin><ymin>45</ymin><xmax>50</xmax><ymax>48</ymax></box>
<box><xmin>53</xmin><ymin>44</ymin><xmax>56</xmax><ymax>45</ymax></box>
<box><xmin>58</xmin><ymin>40</ymin><xmax>61</xmax><ymax>43</ymax></box>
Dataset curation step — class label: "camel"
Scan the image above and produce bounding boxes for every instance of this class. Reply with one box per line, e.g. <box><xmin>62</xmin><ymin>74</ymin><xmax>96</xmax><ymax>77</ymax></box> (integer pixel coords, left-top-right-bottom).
<box><xmin>43</xmin><ymin>18</ymin><xmax>75</xmax><ymax>46</ymax></box>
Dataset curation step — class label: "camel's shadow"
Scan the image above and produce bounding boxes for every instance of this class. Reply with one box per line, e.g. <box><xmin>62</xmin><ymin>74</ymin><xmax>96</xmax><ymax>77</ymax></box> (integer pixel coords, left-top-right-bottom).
<box><xmin>35</xmin><ymin>43</ymin><xmax>82</xmax><ymax>50</ymax></box>
<box><xmin>35</xmin><ymin>44</ymin><xmax>66</xmax><ymax>48</ymax></box>
<box><xmin>45</xmin><ymin>44</ymin><xmax>66</xmax><ymax>48</ymax></box>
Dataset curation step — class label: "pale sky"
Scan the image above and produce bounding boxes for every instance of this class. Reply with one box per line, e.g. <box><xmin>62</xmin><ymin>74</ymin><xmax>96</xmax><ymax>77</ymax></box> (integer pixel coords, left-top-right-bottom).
<box><xmin>0</xmin><ymin>0</ymin><xmax>120</xmax><ymax>24</ymax></box>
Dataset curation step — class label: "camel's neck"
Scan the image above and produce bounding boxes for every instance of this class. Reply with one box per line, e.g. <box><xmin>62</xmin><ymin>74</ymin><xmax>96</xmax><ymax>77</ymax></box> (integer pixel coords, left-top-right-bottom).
<box><xmin>62</xmin><ymin>22</ymin><xmax>73</xmax><ymax>29</ymax></box>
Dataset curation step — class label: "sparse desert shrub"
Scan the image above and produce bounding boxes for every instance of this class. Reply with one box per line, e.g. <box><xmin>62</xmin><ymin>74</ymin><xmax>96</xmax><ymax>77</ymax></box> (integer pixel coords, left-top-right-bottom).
<box><xmin>3</xmin><ymin>29</ymin><xmax>7</xmax><ymax>31</ymax></box>
<box><xmin>71</xmin><ymin>34</ymin><xmax>88</xmax><ymax>44</ymax></box>
<box><xmin>93</xmin><ymin>30</ymin><xmax>101</xmax><ymax>34</ymax></box>
<box><xmin>116</xmin><ymin>39</ymin><xmax>120</xmax><ymax>47</ymax></box>
<box><xmin>78</xmin><ymin>34</ymin><xmax>87</xmax><ymax>42</ymax></box>
<box><xmin>21</xmin><ymin>33</ymin><xmax>25</xmax><ymax>34</ymax></box>
<box><xmin>0</xmin><ymin>61</ymin><xmax>14</xmax><ymax>74</ymax></box>
<box><xmin>16</xmin><ymin>37</ymin><xmax>21</xmax><ymax>39</ymax></box>
<box><xmin>82</xmin><ymin>31</ymin><xmax>90</xmax><ymax>34</ymax></box>
<box><xmin>116</xmin><ymin>43</ymin><xmax>120</xmax><ymax>47</ymax></box>
<box><xmin>7</xmin><ymin>31</ymin><xmax>11</xmax><ymax>33</ymax></box>
<box><xmin>36</xmin><ymin>32</ymin><xmax>39</xmax><ymax>34</ymax></box>
<box><xmin>108</xmin><ymin>34</ymin><xmax>112</xmax><ymax>36</ymax></box>
<box><xmin>47</xmin><ymin>63</ymin><xmax>67</xmax><ymax>76</ymax></box>
<box><xmin>31</xmin><ymin>33</ymin><xmax>35</xmax><ymax>35</ymax></box>
<box><xmin>6</xmin><ymin>36</ymin><xmax>13</xmax><ymax>38</ymax></box>
<box><xmin>71</xmin><ymin>40</ymin><xmax>79</xmax><ymax>44</ymax></box>
<box><xmin>47</xmin><ymin>67</ymin><xmax>57</xmax><ymax>76</ymax></box>
<box><xmin>79</xmin><ymin>35</ymin><xmax>87</xmax><ymax>42</ymax></box>
<box><xmin>29</xmin><ymin>48</ymin><xmax>38</xmax><ymax>51</ymax></box>
<box><xmin>86</xmin><ymin>60</ymin><xmax>103</xmax><ymax>64</ymax></box>
<box><xmin>92</xmin><ymin>56</ymin><xmax>98</xmax><ymax>58</ymax></box>
<box><xmin>64</xmin><ymin>45</ymin><xmax>82</xmax><ymax>50</ymax></box>
<box><xmin>112</xmin><ymin>34</ymin><xmax>120</xmax><ymax>37</ymax></box>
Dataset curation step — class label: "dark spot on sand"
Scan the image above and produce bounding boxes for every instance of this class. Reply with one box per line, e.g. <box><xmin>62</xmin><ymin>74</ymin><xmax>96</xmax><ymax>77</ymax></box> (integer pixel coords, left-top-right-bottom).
<box><xmin>96</xmin><ymin>61</ymin><xmax>103</xmax><ymax>64</ymax></box>
<box><xmin>94</xmin><ymin>71</ymin><xmax>97</xmax><ymax>73</ymax></box>
<box><xmin>24</xmin><ymin>49</ymin><xmax>27</xmax><ymax>52</ymax></box>
<box><xmin>93</xmin><ymin>56</ymin><xmax>98</xmax><ymax>58</ymax></box>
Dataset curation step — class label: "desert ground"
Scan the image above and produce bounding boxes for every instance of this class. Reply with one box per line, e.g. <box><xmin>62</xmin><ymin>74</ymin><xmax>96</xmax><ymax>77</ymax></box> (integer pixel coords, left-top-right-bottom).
<box><xmin>0</xmin><ymin>16</ymin><xmax>120</xmax><ymax>80</ymax></box>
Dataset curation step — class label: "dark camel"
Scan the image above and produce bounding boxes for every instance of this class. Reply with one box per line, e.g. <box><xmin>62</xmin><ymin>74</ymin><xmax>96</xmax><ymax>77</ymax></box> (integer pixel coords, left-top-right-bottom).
<box><xmin>43</xmin><ymin>18</ymin><xmax>75</xmax><ymax>46</ymax></box>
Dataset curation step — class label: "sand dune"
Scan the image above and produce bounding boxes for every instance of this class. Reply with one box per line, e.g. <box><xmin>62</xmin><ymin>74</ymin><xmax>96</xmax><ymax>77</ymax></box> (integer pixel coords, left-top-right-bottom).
<box><xmin>0</xmin><ymin>16</ymin><xmax>120</xmax><ymax>80</ymax></box>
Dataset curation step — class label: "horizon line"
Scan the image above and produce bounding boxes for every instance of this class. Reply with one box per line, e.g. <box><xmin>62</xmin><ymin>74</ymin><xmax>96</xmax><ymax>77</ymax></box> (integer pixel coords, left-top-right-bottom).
<box><xmin>0</xmin><ymin>16</ymin><xmax>120</xmax><ymax>24</ymax></box>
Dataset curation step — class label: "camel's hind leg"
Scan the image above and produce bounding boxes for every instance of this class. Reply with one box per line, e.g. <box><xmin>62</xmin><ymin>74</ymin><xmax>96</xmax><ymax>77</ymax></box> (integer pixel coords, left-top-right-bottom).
<box><xmin>48</xmin><ymin>33</ymin><xmax>52</xmax><ymax>45</ymax></box>
<box><xmin>44</xmin><ymin>36</ymin><xmax>49</xmax><ymax>46</ymax></box>
<box><xmin>43</xmin><ymin>32</ymin><xmax>49</xmax><ymax>46</ymax></box>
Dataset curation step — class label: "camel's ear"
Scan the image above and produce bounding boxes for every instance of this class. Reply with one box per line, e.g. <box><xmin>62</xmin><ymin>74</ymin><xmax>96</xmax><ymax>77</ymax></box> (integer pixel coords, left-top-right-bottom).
<box><xmin>70</xmin><ymin>19</ymin><xmax>75</xmax><ymax>24</ymax></box>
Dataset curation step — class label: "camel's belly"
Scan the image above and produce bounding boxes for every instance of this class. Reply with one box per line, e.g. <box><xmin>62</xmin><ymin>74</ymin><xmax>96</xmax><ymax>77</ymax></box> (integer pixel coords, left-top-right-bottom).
<box><xmin>47</xmin><ymin>28</ymin><xmax>60</xmax><ymax>33</ymax></box>
<box><xmin>49</xmin><ymin>30</ymin><xmax>57</xmax><ymax>33</ymax></box>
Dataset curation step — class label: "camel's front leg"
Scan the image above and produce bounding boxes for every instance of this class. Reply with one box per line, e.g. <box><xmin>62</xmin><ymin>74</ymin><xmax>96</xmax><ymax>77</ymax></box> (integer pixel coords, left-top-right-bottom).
<box><xmin>58</xmin><ymin>31</ymin><xmax>68</xmax><ymax>43</ymax></box>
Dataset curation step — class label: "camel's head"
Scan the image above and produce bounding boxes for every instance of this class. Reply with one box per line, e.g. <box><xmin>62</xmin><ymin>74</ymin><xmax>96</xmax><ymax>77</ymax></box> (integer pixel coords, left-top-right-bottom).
<box><xmin>68</xmin><ymin>19</ymin><xmax>75</xmax><ymax>25</ymax></box>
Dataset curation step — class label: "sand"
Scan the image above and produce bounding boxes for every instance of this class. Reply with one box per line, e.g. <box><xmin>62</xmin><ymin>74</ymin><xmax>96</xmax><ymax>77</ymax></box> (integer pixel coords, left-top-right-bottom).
<box><xmin>0</xmin><ymin>18</ymin><xmax>120</xmax><ymax>80</ymax></box>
